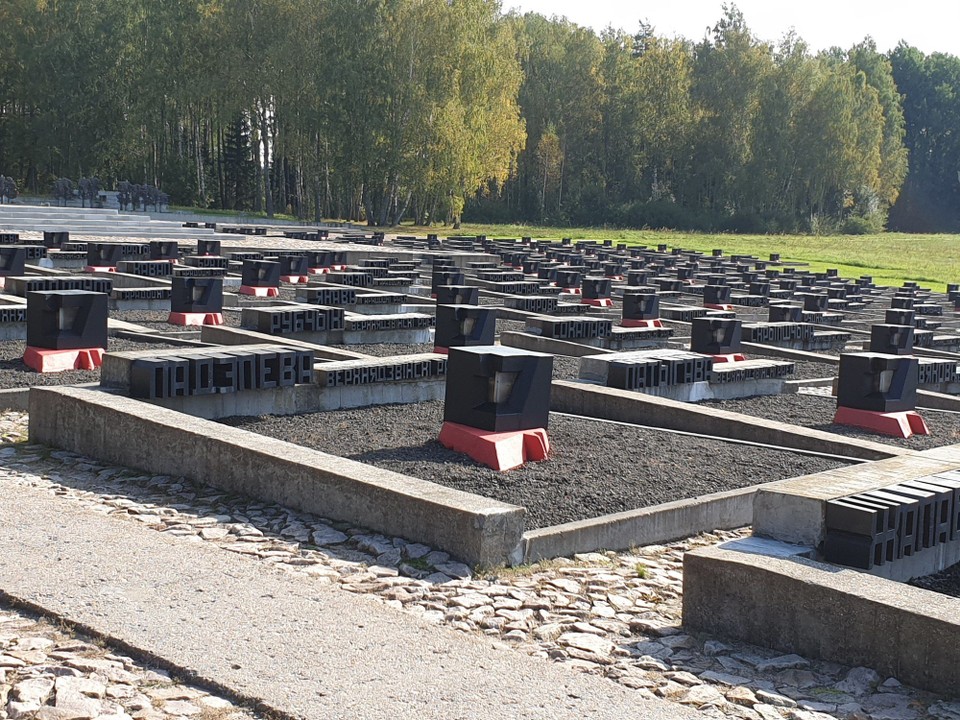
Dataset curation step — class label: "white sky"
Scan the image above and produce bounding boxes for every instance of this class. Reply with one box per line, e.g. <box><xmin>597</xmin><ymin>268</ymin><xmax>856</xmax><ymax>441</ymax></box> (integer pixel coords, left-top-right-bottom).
<box><xmin>503</xmin><ymin>1</ymin><xmax>960</xmax><ymax>56</ymax></box>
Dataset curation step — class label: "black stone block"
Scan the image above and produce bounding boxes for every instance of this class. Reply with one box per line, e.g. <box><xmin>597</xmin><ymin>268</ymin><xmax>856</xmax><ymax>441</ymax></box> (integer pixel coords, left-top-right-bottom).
<box><xmin>885</xmin><ymin>309</ymin><xmax>915</xmax><ymax>326</ymax></box>
<box><xmin>197</xmin><ymin>239</ymin><xmax>221</xmax><ymax>256</ymax></box>
<box><xmin>43</xmin><ymin>231</ymin><xmax>69</xmax><ymax>248</ymax></box>
<box><xmin>241</xmin><ymin>260</ymin><xmax>281</xmax><ymax>287</ymax></box>
<box><xmin>622</xmin><ymin>291</ymin><xmax>660</xmax><ymax>321</ymax></box>
<box><xmin>171</xmin><ymin>277</ymin><xmax>223</xmax><ymax>314</ymax></box>
<box><xmin>836</xmin><ymin>352</ymin><xmax>918</xmax><ymax>413</ymax></box>
<box><xmin>26</xmin><ymin>290</ymin><xmax>107</xmax><ymax>350</ymax></box>
<box><xmin>690</xmin><ymin>318</ymin><xmax>742</xmax><ymax>355</ymax></box>
<box><xmin>702</xmin><ymin>285</ymin><xmax>732</xmax><ymax>305</ymax></box>
<box><xmin>435</xmin><ymin>285</ymin><xmax>480</xmax><ymax>305</ymax></box>
<box><xmin>86</xmin><ymin>243</ymin><xmax>123</xmax><ymax>267</ymax></box>
<box><xmin>797</xmin><ymin>293</ymin><xmax>828</xmax><ymax>312</ymax></box>
<box><xmin>435</xmin><ymin>305</ymin><xmax>496</xmax><ymax>349</ymax></box>
<box><xmin>769</xmin><ymin>304</ymin><xmax>803</xmax><ymax>323</ymax></box>
<box><xmin>554</xmin><ymin>269</ymin><xmax>581</xmax><ymax>289</ymax></box>
<box><xmin>891</xmin><ymin>296</ymin><xmax>914</xmax><ymax>309</ymax></box>
<box><xmin>0</xmin><ymin>247</ymin><xmax>26</xmax><ymax>276</ymax></box>
<box><xmin>869</xmin><ymin>324</ymin><xmax>914</xmax><ymax>355</ymax></box>
<box><xmin>443</xmin><ymin>346</ymin><xmax>552</xmax><ymax>432</ymax></box>
<box><xmin>149</xmin><ymin>241</ymin><xmax>179</xmax><ymax>261</ymax></box>
<box><xmin>432</xmin><ymin>269</ymin><xmax>465</xmax><ymax>292</ymax></box>
<box><xmin>581</xmin><ymin>277</ymin><xmax>611</xmax><ymax>300</ymax></box>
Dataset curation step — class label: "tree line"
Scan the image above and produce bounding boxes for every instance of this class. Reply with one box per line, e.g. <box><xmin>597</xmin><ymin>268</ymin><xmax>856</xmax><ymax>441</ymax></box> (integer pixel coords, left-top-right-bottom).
<box><xmin>0</xmin><ymin>1</ymin><xmax>957</xmax><ymax>232</ymax></box>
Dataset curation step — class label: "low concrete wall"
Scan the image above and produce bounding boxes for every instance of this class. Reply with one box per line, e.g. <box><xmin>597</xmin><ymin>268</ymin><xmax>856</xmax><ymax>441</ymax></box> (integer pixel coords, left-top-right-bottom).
<box><xmin>500</xmin><ymin>331</ymin><xmax>613</xmax><ymax>357</ymax></box>
<box><xmin>523</xmin><ymin>484</ymin><xmax>755</xmax><ymax>561</ymax></box>
<box><xmin>200</xmin><ymin>324</ymin><xmax>368</xmax><ymax>360</ymax></box>
<box><xmin>28</xmin><ymin>386</ymin><xmax>524</xmax><ymax>567</ymax></box>
<box><xmin>683</xmin><ymin>543</ymin><xmax>960</xmax><ymax>696</ymax></box>
<box><xmin>0</xmin><ymin>387</ymin><xmax>30</xmax><ymax>411</ymax></box>
<box><xmin>550</xmin><ymin>380</ymin><xmax>905</xmax><ymax>461</ymax></box>
<box><xmin>753</xmin><ymin>446</ymin><xmax>960</xmax><ymax>552</ymax></box>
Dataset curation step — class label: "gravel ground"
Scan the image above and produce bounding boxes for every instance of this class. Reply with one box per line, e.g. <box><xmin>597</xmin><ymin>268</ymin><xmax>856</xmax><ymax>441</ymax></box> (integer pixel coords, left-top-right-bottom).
<box><xmin>114</xmin><ymin>308</ymin><xmax>243</xmax><ymax>331</ymax></box>
<box><xmin>702</xmin><ymin>393</ymin><xmax>960</xmax><ymax>450</ymax></box>
<box><xmin>910</xmin><ymin>562</ymin><xmax>960</xmax><ymax>599</ymax></box>
<box><xmin>0</xmin><ymin>338</ymin><xmax>169</xmax><ymax>388</ymax></box>
<box><xmin>750</xmin><ymin>353</ymin><xmax>836</xmax><ymax>381</ymax></box>
<box><xmin>221</xmin><ymin>400</ymin><xmax>848</xmax><ymax>529</ymax></box>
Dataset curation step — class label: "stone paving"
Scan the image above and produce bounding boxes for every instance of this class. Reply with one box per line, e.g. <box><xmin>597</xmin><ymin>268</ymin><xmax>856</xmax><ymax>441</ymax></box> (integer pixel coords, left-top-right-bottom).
<box><xmin>0</xmin><ymin>609</ymin><xmax>259</xmax><ymax>720</ymax></box>
<box><xmin>1</xmin><ymin>410</ymin><xmax>959</xmax><ymax>720</ymax></box>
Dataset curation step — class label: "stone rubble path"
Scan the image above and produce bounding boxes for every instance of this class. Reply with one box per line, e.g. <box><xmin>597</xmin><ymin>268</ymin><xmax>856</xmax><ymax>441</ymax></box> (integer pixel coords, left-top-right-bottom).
<box><xmin>0</xmin><ymin>411</ymin><xmax>958</xmax><ymax>720</ymax></box>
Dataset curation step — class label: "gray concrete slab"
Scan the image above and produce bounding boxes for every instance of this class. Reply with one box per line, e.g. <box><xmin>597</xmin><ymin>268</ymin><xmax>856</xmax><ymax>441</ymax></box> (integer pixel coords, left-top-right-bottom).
<box><xmin>0</xmin><ymin>480</ymin><xmax>697</xmax><ymax>720</ymax></box>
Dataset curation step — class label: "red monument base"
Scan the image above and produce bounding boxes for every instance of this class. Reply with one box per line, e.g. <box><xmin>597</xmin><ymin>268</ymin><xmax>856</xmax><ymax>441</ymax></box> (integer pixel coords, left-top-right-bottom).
<box><xmin>833</xmin><ymin>406</ymin><xmax>930</xmax><ymax>438</ymax></box>
<box><xmin>704</xmin><ymin>303</ymin><xmax>734</xmax><ymax>311</ymax></box>
<box><xmin>581</xmin><ymin>298</ymin><xmax>614</xmax><ymax>307</ymax></box>
<box><xmin>167</xmin><ymin>312</ymin><xmax>224</xmax><ymax>327</ymax></box>
<box><xmin>238</xmin><ymin>285</ymin><xmax>280</xmax><ymax>297</ymax></box>
<box><xmin>438</xmin><ymin>421</ymin><xmax>550</xmax><ymax>472</ymax></box>
<box><xmin>84</xmin><ymin>266</ymin><xmax>116</xmax><ymax>273</ymax></box>
<box><xmin>711</xmin><ymin>353</ymin><xmax>747</xmax><ymax>363</ymax></box>
<box><xmin>281</xmin><ymin>275</ymin><xmax>310</xmax><ymax>284</ymax></box>
<box><xmin>620</xmin><ymin>319</ymin><xmax>664</xmax><ymax>329</ymax></box>
<box><xmin>23</xmin><ymin>347</ymin><xmax>104</xmax><ymax>373</ymax></box>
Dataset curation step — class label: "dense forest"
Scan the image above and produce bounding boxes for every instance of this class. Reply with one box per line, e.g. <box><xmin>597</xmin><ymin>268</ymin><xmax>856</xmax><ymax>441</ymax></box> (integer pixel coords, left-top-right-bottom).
<box><xmin>0</xmin><ymin>0</ymin><xmax>957</xmax><ymax>232</ymax></box>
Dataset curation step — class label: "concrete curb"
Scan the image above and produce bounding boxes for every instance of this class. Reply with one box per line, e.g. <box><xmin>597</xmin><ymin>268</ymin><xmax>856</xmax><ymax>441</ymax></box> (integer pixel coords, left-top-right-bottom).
<box><xmin>28</xmin><ymin>385</ymin><xmax>525</xmax><ymax>567</ymax></box>
<box><xmin>523</xmin><ymin>484</ymin><xmax>755</xmax><ymax>562</ymax></box>
<box><xmin>683</xmin><ymin>542</ymin><xmax>960</xmax><ymax>697</ymax></box>
<box><xmin>550</xmin><ymin>380</ymin><xmax>907</xmax><ymax>461</ymax></box>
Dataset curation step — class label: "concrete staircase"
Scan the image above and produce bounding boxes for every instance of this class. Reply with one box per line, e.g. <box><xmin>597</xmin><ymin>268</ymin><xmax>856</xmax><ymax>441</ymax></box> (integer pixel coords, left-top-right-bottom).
<box><xmin>0</xmin><ymin>204</ymin><xmax>219</xmax><ymax>239</ymax></box>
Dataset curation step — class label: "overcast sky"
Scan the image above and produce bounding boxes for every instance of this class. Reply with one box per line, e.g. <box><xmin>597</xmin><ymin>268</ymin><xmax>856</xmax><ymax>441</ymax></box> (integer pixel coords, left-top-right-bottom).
<box><xmin>502</xmin><ymin>1</ymin><xmax>959</xmax><ymax>56</ymax></box>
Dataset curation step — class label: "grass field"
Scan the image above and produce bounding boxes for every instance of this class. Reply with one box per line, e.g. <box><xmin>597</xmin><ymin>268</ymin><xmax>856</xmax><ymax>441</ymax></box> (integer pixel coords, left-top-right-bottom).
<box><xmin>402</xmin><ymin>223</ymin><xmax>960</xmax><ymax>293</ymax></box>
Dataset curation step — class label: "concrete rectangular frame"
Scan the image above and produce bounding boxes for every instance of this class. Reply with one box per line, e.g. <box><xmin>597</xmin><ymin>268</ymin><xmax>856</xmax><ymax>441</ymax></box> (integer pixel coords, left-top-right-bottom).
<box><xmin>28</xmin><ymin>385</ymin><xmax>525</xmax><ymax>567</ymax></box>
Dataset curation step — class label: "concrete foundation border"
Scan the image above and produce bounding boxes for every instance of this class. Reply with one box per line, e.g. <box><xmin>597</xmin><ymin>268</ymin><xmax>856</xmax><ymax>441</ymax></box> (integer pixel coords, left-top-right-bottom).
<box><xmin>550</xmin><ymin>380</ymin><xmax>907</xmax><ymax>461</ymax></box>
<box><xmin>523</xmin><ymin>484</ymin><xmax>756</xmax><ymax>561</ymax></box>
<box><xmin>683</xmin><ymin>541</ymin><xmax>960</xmax><ymax>696</ymax></box>
<box><xmin>27</xmin><ymin>385</ymin><xmax>525</xmax><ymax>567</ymax></box>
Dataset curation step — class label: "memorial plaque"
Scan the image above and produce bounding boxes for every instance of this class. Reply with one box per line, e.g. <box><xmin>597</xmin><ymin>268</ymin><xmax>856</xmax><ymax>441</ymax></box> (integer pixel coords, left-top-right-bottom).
<box><xmin>128</xmin><ymin>346</ymin><xmax>314</xmax><ymax>399</ymax></box>
<box><xmin>435</xmin><ymin>305</ymin><xmax>496</xmax><ymax>349</ymax></box>
<box><xmin>869</xmin><ymin>324</ymin><xmax>915</xmax><ymax>355</ymax></box>
<box><xmin>26</xmin><ymin>290</ymin><xmax>108</xmax><ymax>350</ymax></box>
<box><xmin>242</xmin><ymin>306</ymin><xmax>344</xmax><ymax>335</ymax></box>
<box><xmin>525</xmin><ymin>317</ymin><xmax>612</xmax><ymax>340</ymax></box>
<box><xmin>443</xmin><ymin>346</ymin><xmax>553</xmax><ymax>432</ymax></box>
<box><xmin>691</xmin><ymin>318</ymin><xmax>742</xmax><ymax>355</ymax></box>
<box><xmin>836</xmin><ymin>352</ymin><xmax>919</xmax><ymax>413</ymax></box>
<box><xmin>171</xmin><ymin>277</ymin><xmax>223</xmax><ymax>314</ymax></box>
<box><xmin>116</xmin><ymin>260</ymin><xmax>174</xmax><ymax>277</ymax></box>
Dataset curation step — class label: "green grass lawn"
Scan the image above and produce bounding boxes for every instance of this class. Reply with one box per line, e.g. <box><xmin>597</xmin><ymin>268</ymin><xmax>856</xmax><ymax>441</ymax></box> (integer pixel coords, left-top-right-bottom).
<box><xmin>404</xmin><ymin>222</ymin><xmax>960</xmax><ymax>293</ymax></box>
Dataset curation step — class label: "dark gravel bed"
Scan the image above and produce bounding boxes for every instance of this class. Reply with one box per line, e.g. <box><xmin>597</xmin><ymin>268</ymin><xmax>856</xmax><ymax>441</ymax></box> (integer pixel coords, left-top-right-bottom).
<box><xmin>909</xmin><ymin>562</ymin><xmax>960</xmax><ymax>599</ymax></box>
<box><xmin>220</xmin><ymin>400</ymin><xmax>847</xmax><ymax>529</ymax></box>
<box><xmin>113</xmin><ymin>309</ymin><xmax>242</xmax><ymax>331</ymax></box>
<box><xmin>497</xmin><ymin>319</ymin><xmax>528</xmax><ymax>335</ymax></box>
<box><xmin>0</xmin><ymin>338</ymin><xmax>167</xmax><ymax>388</ymax></box>
<box><xmin>552</xmin><ymin>355</ymin><xmax>581</xmax><ymax>381</ymax></box>
<box><xmin>751</xmin><ymin>354</ymin><xmax>836</xmax><ymax>381</ymax></box>
<box><xmin>701</xmin><ymin>393</ymin><xmax>960</xmax><ymax>450</ymax></box>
